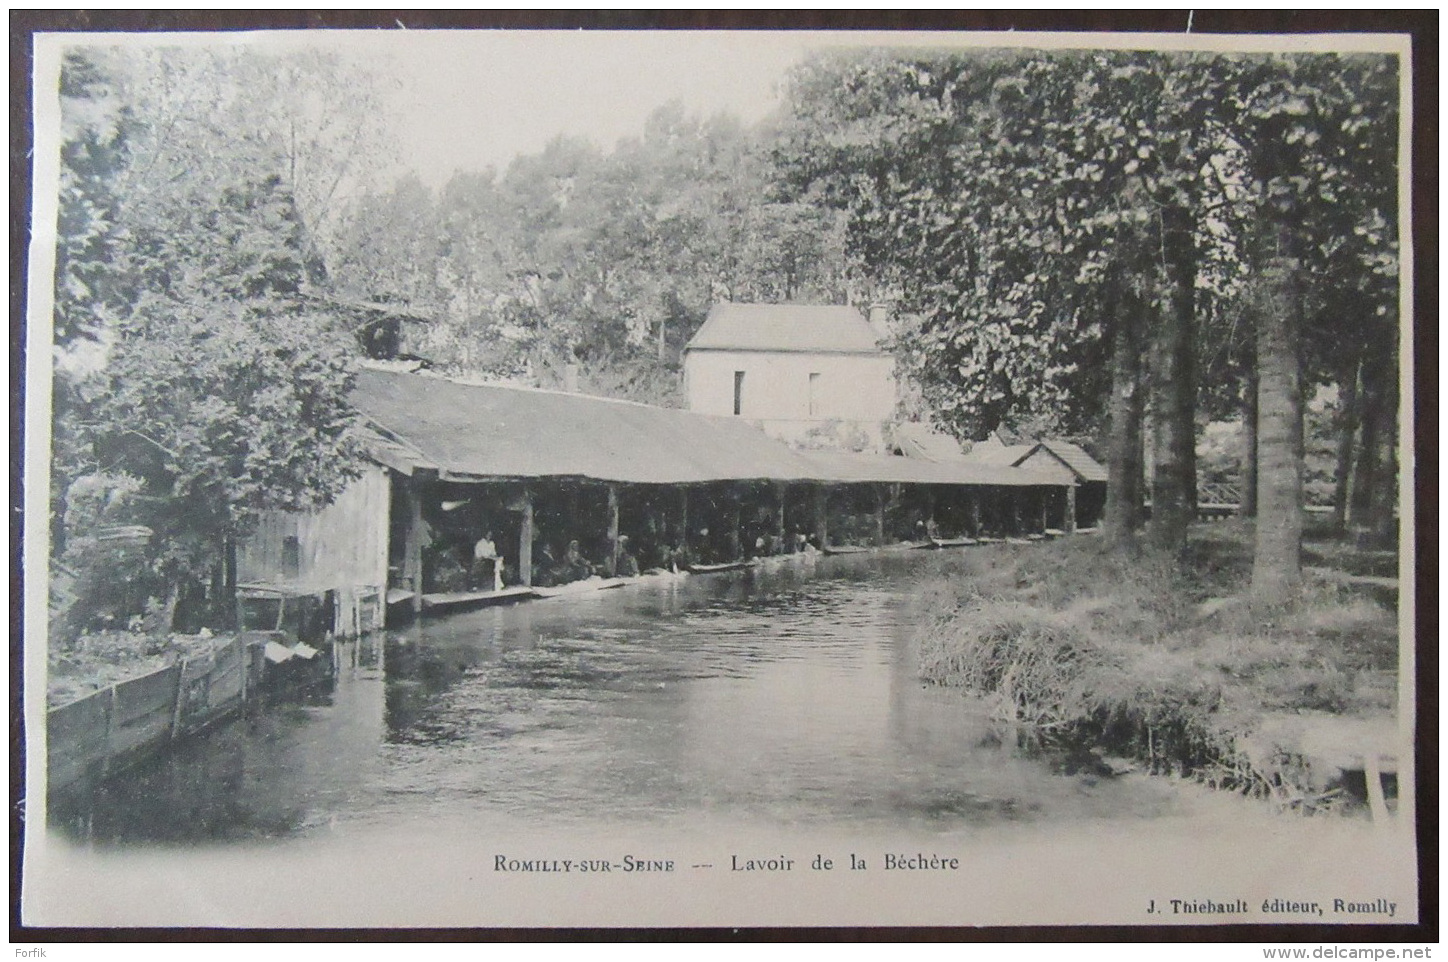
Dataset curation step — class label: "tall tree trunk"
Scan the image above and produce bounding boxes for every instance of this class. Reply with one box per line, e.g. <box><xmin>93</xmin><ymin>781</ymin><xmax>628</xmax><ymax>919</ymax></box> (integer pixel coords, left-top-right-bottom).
<box><xmin>1331</xmin><ymin>360</ymin><xmax>1363</xmax><ymax>531</ymax></box>
<box><xmin>1148</xmin><ymin>205</ymin><xmax>1198</xmax><ymax>554</ymax></box>
<box><xmin>1365</xmin><ymin>377</ymin><xmax>1399</xmax><ymax>543</ymax></box>
<box><xmin>1103</xmin><ymin>283</ymin><xmax>1145</xmax><ymax>549</ymax></box>
<box><xmin>223</xmin><ymin>533</ymin><xmax>238</xmax><ymax>631</ymax></box>
<box><xmin>1251</xmin><ymin>232</ymin><xmax>1305</xmax><ymax>604</ymax></box>
<box><xmin>1350</xmin><ymin>378</ymin><xmax>1381</xmax><ymax>527</ymax></box>
<box><xmin>1240</xmin><ymin>363</ymin><xmax>1259</xmax><ymax>518</ymax></box>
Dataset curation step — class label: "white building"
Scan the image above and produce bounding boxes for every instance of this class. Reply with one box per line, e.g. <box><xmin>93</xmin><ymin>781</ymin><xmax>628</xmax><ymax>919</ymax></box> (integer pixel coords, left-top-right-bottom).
<box><xmin>682</xmin><ymin>303</ymin><xmax>897</xmax><ymax>451</ymax></box>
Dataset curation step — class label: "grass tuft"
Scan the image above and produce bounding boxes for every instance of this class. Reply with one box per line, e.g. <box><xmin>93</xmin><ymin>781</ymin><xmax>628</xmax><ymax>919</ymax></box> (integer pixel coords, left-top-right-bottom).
<box><xmin>912</xmin><ymin>524</ymin><xmax>1398</xmax><ymax>814</ymax></box>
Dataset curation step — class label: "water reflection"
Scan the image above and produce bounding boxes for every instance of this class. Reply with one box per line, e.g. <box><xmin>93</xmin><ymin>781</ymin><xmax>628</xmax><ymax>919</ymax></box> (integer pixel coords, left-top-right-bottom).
<box><xmin>51</xmin><ymin>552</ymin><xmax>1192</xmax><ymax>846</ymax></box>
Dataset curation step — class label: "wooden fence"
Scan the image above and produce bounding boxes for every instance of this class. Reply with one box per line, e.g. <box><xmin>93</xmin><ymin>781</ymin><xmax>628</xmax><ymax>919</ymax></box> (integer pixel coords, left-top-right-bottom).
<box><xmin>47</xmin><ymin>634</ymin><xmax>273</xmax><ymax>793</ymax></box>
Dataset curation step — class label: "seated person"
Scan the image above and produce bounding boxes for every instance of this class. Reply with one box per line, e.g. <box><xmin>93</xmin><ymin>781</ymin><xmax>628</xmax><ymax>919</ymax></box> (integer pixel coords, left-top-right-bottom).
<box><xmin>615</xmin><ymin>535</ymin><xmax>640</xmax><ymax>578</ymax></box>
<box><xmin>532</xmin><ymin>543</ymin><xmax>558</xmax><ymax>587</ymax></box>
<box><xmin>471</xmin><ymin>531</ymin><xmax>504</xmax><ymax>592</ymax></box>
<box><xmin>551</xmin><ymin>539</ymin><xmax>594</xmax><ymax>584</ymax></box>
<box><xmin>661</xmin><ymin>542</ymin><xmax>692</xmax><ymax>572</ymax></box>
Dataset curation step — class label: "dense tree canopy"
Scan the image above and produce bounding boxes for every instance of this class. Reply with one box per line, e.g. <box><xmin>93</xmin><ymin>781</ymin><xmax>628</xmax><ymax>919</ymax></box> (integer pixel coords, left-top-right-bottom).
<box><xmin>770</xmin><ymin>46</ymin><xmax>1400</xmax><ymax>581</ymax></box>
<box><xmin>328</xmin><ymin>103</ymin><xmax>853</xmax><ymax>404</ymax></box>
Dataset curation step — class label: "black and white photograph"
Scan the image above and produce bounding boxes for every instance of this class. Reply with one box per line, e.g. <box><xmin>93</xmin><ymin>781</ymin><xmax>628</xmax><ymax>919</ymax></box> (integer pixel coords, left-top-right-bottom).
<box><xmin>18</xmin><ymin>20</ymin><xmax>1425</xmax><ymax>933</ymax></box>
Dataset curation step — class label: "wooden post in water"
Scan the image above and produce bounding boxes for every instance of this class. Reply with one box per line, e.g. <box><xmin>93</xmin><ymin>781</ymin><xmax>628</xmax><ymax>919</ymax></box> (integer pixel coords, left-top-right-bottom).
<box><xmin>606</xmin><ymin>483</ymin><xmax>620</xmax><ymax>577</ymax></box>
<box><xmin>813</xmin><ymin>484</ymin><xmax>829</xmax><ymax>549</ymax></box>
<box><xmin>679</xmin><ymin>487</ymin><xmax>689</xmax><ymax>552</ymax></box>
<box><xmin>403</xmin><ymin>475</ymin><xmax>425</xmax><ymax>614</ymax></box>
<box><xmin>874</xmin><ymin>484</ymin><xmax>887</xmax><ymax>546</ymax></box>
<box><xmin>1065</xmin><ymin>483</ymin><xmax>1078</xmax><ymax>534</ymax></box>
<box><xmin>519</xmin><ymin>487</ymin><xmax>534</xmax><ymax>587</ymax></box>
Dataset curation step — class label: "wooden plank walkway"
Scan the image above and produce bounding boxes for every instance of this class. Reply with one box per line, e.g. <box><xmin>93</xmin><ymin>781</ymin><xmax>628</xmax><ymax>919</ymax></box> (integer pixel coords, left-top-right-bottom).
<box><xmin>420</xmin><ymin>586</ymin><xmax>535</xmax><ymax>610</ymax></box>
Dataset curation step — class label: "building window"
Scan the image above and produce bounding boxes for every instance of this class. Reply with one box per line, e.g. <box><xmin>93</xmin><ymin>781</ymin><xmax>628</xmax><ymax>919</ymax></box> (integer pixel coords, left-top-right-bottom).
<box><xmin>282</xmin><ymin>535</ymin><xmax>301</xmax><ymax>578</ymax></box>
<box><xmin>808</xmin><ymin>372</ymin><xmax>821</xmax><ymax>417</ymax></box>
<box><xmin>733</xmin><ymin>370</ymin><xmax>745</xmax><ymax>416</ymax></box>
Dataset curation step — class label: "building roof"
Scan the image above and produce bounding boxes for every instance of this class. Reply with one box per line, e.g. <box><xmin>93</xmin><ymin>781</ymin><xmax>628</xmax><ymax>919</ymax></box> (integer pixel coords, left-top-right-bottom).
<box><xmin>352</xmin><ymin>368</ymin><xmax>819</xmax><ymax>485</ymax></box>
<box><xmin>351</xmin><ymin>369</ymin><xmax>1070</xmax><ymax>489</ymax></box>
<box><xmin>684</xmin><ymin>303</ymin><xmax>884</xmax><ymax>355</ymax></box>
<box><xmin>962</xmin><ymin>442</ymin><xmax>1035</xmax><ymax>468</ymax></box>
<box><xmin>1022</xmin><ymin>440</ymin><xmax>1109</xmax><ymax>483</ymax></box>
<box><xmin>961</xmin><ymin>437</ymin><xmax>1108</xmax><ymax>483</ymax></box>
<box><xmin>798</xmin><ymin>451</ymin><xmax>1065</xmax><ymax>488</ymax></box>
<box><xmin>892</xmin><ymin>422</ymin><xmax>969</xmax><ymax>462</ymax></box>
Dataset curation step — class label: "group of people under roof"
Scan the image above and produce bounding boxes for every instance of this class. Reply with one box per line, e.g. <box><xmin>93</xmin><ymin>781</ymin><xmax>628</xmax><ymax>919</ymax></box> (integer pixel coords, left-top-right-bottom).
<box><xmin>425</xmin><ymin>518</ymin><xmax>828</xmax><ymax>594</ymax></box>
<box><xmin>421</xmin><ymin>492</ymin><xmax>930</xmax><ymax>596</ymax></box>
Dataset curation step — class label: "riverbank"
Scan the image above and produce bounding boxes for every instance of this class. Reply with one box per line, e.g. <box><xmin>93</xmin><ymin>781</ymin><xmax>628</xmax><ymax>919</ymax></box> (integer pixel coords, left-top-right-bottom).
<box><xmin>47</xmin><ymin>630</ymin><xmax>237</xmax><ymax>708</ymax></box>
<box><xmin>911</xmin><ymin>522</ymin><xmax>1399</xmax><ymax>814</ymax></box>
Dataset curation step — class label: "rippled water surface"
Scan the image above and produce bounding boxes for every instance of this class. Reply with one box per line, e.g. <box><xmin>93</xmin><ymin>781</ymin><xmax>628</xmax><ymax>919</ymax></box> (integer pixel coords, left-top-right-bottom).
<box><xmin>53</xmin><ymin>551</ymin><xmax>1199</xmax><ymax>845</ymax></box>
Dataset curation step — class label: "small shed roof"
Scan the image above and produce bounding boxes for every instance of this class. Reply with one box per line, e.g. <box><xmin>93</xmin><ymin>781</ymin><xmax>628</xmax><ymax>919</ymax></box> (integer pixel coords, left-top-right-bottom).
<box><xmin>1019</xmin><ymin>441</ymin><xmax>1109</xmax><ymax>483</ymax></box>
<box><xmin>893</xmin><ymin>422</ymin><xmax>969</xmax><ymax>462</ymax></box>
<box><xmin>684</xmin><ymin>303</ymin><xmax>884</xmax><ymax>355</ymax></box>
<box><xmin>962</xmin><ymin>442</ymin><xmax>1035</xmax><ymax>468</ymax></box>
<box><xmin>962</xmin><ymin>438</ymin><xmax>1107</xmax><ymax>483</ymax></box>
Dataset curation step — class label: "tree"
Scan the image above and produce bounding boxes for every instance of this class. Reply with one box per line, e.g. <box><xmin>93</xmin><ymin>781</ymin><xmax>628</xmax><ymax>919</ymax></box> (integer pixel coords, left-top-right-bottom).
<box><xmin>81</xmin><ymin>300</ymin><xmax>362</xmax><ymax>624</ymax></box>
<box><xmin>1227</xmin><ymin>53</ymin><xmax>1401</xmax><ymax>601</ymax></box>
<box><xmin>113</xmin><ymin>45</ymin><xmax>394</xmax><ymax>269</ymax></box>
<box><xmin>50</xmin><ymin>46</ymin><xmax>375</xmax><ymax>633</ymax></box>
<box><xmin>772</xmin><ymin>49</ymin><xmax>1228</xmax><ymax>551</ymax></box>
<box><xmin>331</xmin><ymin>101</ymin><xmax>852</xmax><ymax>405</ymax></box>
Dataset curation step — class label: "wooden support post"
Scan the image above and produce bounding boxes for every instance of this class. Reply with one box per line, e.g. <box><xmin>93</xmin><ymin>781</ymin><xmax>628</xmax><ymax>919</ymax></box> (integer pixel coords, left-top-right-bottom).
<box><xmin>607</xmin><ymin>483</ymin><xmax>620</xmax><ymax>577</ymax></box>
<box><xmin>1011</xmin><ymin>493</ymin><xmax>1023</xmax><ymax>537</ymax></box>
<box><xmin>966</xmin><ymin>490</ymin><xmax>981</xmax><ymax>537</ymax></box>
<box><xmin>679</xmin><ymin>487</ymin><xmax>690</xmax><ymax>550</ymax></box>
<box><xmin>170</xmin><ymin>659</ymin><xmax>188</xmax><ymax>739</ymax></box>
<box><xmin>1065</xmin><ymin>484</ymin><xmax>1077</xmax><ymax>534</ymax></box>
<box><xmin>1040</xmin><ymin>490</ymin><xmax>1050</xmax><ymax>533</ymax></box>
<box><xmin>729</xmin><ymin>488</ymin><xmax>743</xmax><ymax>560</ymax></box>
<box><xmin>404</xmin><ymin>475</ymin><xmax>424</xmax><ymax>614</ymax></box>
<box><xmin>774</xmin><ymin>482</ymin><xmax>787</xmax><ymax>554</ymax></box>
<box><xmin>1364</xmin><ymin>753</ymin><xmax>1390</xmax><ymax>823</ymax></box>
<box><xmin>874</xmin><ymin>484</ymin><xmax>887</xmax><ymax>546</ymax></box>
<box><xmin>519</xmin><ymin>487</ymin><xmax>534</xmax><ymax>587</ymax></box>
<box><xmin>813</xmin><ymin>484</ymin><xmax>829</xmax><ymax>549</ymax></box>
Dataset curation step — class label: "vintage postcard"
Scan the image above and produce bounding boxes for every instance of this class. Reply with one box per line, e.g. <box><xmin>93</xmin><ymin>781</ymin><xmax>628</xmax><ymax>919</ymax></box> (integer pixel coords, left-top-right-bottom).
<box><xmin>19</xmin><ymin>24</ymin><xmax>1423</xmax><ymax>932</ymax></box>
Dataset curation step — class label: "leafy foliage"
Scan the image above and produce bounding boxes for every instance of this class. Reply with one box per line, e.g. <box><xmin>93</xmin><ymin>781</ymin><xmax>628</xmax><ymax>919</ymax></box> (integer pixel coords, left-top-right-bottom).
<box><xmin>50</xmin><ymin>48</ymin><xmax>375</xmax><ymax>631</ymax></box>
<box><xmin>329</xmin><ymin>103</ymin><xmax>855</xmax><ymax>405</ymax></box>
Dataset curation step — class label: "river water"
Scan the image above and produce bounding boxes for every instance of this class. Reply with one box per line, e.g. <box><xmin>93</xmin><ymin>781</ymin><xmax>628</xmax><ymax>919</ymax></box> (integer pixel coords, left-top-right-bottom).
<box><xmin>51</xmin><ymin>549</ymin><xmax>1213</xmax><ymax>846</ymax></box>
<box><xmin>33</xmin><ymin>549</ymin><xmax>1418</xmax><ymax>929</ymax></box>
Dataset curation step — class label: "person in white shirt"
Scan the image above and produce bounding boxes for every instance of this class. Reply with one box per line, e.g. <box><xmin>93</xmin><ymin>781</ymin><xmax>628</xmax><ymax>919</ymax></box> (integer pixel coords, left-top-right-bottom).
<box><xmin>473</xmin><ymin>531</ymin><xmax>503</xmax><ymax>592</ymax></box>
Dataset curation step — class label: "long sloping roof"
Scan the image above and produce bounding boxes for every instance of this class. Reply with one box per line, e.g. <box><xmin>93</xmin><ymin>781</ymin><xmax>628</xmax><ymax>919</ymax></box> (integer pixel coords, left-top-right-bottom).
<box><xmin>352</xmin><ymin>369</ymin><xmax>1069</xmax><ymax>488</ymax></box>
<box><xmin>353</xmin><ymin>368</ymin><xmax>819</xmax><ymax>484</ymax></box>
<box><xmin>684</xmin><ymin>303</ymin><xmax>883</xmax><ymax>354</ymax></box>
<box><xmin>798</xmin><ymin>451</ymin><xmax>1062</xmax><ymax>488</ymax></box>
